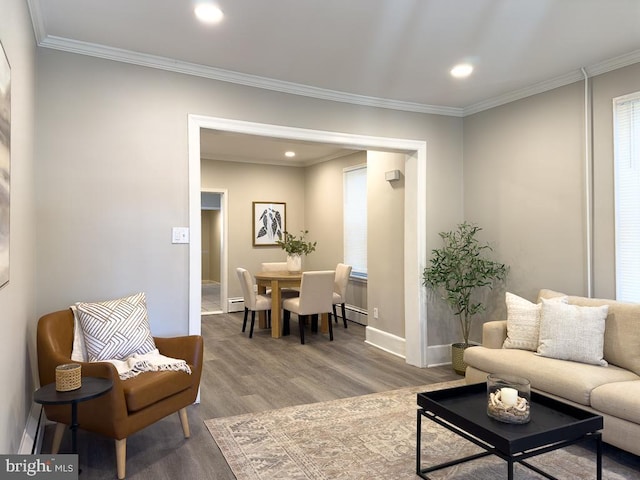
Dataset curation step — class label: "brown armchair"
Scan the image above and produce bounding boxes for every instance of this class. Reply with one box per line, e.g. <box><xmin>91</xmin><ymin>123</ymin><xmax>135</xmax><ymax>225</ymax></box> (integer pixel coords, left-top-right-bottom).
<box><xmin>37</xmin><ymin>309</ymin><xmax>203</xmax><ymax>479</ymax></box>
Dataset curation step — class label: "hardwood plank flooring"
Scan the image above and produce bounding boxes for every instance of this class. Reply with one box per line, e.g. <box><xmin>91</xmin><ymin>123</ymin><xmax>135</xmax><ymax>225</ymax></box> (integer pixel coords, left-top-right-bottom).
<box><xmin>48</xmin><ymin>312</ymin><xmax>640</xmax><ymax>479</ymax></box>
<box><xmin>41</xmin><ymin>313</ymin><xmax>459</xmax><ymax>479</ymax></box>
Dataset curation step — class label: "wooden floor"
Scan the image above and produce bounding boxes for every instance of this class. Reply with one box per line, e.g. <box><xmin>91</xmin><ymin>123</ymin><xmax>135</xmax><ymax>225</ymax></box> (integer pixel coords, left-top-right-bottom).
<box><xmin>42</xmin><ymin>313</ymin><xmax>460</xmax><ymax>479</ymax></box>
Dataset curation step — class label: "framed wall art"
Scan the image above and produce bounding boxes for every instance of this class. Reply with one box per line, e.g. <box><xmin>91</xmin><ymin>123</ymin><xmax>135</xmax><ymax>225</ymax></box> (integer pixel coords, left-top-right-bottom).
<box><xmin>0</xmin><ymin>40</ymin><xmax>10</xmax><ymax>288</ymax></box>
<box><xmin>253</xmin><ymin>202</ymin><xmax>285</xmax><ymax>246</ymax></box>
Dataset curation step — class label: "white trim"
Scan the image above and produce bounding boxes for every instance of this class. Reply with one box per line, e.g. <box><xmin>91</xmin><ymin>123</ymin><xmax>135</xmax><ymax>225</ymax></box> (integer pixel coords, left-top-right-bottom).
<box><xmin>188</xmin><ymin>118</ymin><xmax>202</xmax><ymax>336</ymax></box>
<box><xmin>364</xmin><ymin>326</ymin><xmax>406</xmax><ymax>359</ymax></box>
<box><xmin>35</xmin><ymin>35</ymin><xmax>462</xmax><ymax>117</ymax></box>
<box><xmin>426</xmin><ymin>344</ymin><xmax>454</xmax><ymax>368</ymax></box>
<box><xmin>188</xmin><ymin>116</ymin><xmax>429</xmax><ymax>367</ymax></box>
<box><xmin>29</xmin><ymin>11</ymin><xmax>640</xmax><ymax>118</ymax></box>
<box><xmin>19</xmin><ymin>404</ymin><xmax>44</xmax><ymax>455</ymax></box>
<box><xmin>201</xmin><ymin>188</ymin><xmax>229</xmax><ymax>313</ymax></box>
<box><xmin>464</xmin><ymin>50</ymin><xmax>640</xmax><ymax>115</ymax></box>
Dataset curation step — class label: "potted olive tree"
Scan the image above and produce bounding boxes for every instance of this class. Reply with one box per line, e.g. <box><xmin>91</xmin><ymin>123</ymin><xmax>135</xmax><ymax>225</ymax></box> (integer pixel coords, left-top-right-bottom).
<box><xmin>276</xmin><ymin>230</ymin><xmax>317</xmax><ymax>272</ymax></box>
<box><xmin>422</xmin><ymin>222</ymin><xmax>508</xmax><ymax>375</ymax></box>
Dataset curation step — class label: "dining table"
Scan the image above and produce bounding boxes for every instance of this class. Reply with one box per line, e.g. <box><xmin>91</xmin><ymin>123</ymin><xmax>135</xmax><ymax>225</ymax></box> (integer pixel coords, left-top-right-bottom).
<box><xmin>254</xmin><ymin>270</ymin><xmax>330</xmax><ymax>338</ymax></box>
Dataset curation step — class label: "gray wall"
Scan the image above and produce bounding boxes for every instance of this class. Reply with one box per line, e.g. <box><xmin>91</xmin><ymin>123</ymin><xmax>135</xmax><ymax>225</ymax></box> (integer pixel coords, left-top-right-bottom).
<box><xmin>201</xmin><ymin>159</ymin><xmax>305</xmax><ymax>296</ymax></box>
<box><xmin>1</xmin><ymin>0</ymin><xmax>37</xmax><ymax>453</ymax></box>
<box><xmin>366</xmin><ymin>151</ymin><xmax>405</xmax><ymax>337</ymax></box>
<box><xmin>35</xmin><ymin>48</ymin><xmax>464</xmax><ymax>342</ymax></box>
<box><xmin>463</xmin><ymin>63</ymin><xmax>640</xmax><ymax>334</ymax></box>
<box><xmin>591</xmin><ymin>63</ymin><xmax>640</xmax><ymax>298</ymax></box>
<box><xmin>202</xmin><ymin>151</ymin><xmax>371</xmax><ymax>314</ymax></box>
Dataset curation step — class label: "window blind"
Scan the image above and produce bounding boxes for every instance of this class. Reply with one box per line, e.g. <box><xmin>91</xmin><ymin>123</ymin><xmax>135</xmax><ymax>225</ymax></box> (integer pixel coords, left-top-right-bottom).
<box><xmin>343</xmin><ymin>165</ymin><xmax>367</xmax><ymax>277</ymax></box>
<box><xmin>614</xmin><ymin>92</ymin><xmax>640</xmax><ymax>301</ymax></box>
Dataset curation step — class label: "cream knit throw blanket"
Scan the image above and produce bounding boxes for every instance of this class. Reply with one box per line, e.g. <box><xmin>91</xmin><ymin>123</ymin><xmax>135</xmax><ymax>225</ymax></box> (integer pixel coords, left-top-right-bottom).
<box><xmin>106</xmin><ymin>349</ymin><xmax>191</xmax><ymax>380</ymax></box>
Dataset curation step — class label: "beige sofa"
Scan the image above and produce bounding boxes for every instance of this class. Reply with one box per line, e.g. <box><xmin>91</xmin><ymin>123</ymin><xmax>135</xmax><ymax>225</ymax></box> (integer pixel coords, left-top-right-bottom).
<box><xmin>464</xmin><ymin>289</ymin><xmax>640</xmax><ymax>456</ymax></box>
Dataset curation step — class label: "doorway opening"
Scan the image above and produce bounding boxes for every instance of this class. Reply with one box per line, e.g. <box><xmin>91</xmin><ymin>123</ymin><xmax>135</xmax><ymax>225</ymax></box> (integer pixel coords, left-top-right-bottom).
<box><xmin>201</xmin><ymin>191</ymin><xmax>224</xmax><ymax>314</ymax></box>
<box><xmin>188</xmin><ymin>115</ymin><xmax>428</xmax><ymax>367</ymax></box>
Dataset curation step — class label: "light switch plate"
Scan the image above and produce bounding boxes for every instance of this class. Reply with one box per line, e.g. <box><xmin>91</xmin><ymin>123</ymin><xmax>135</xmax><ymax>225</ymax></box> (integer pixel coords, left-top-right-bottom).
<box><xmin>172</xmin><ymin>227</ymin><xmax>190</xmax><ymax>244</ymax></box>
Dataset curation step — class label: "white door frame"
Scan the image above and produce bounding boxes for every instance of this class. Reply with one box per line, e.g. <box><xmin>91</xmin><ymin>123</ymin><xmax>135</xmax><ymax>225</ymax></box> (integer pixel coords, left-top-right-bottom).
<box><xmin>200</xmin><ymin>188</ymin><xmax>228</xmax><ymax>314</ymax></box>
<box><xmin>187</xmin><ymin>115</ymin><xmax>428</xmax><ymax>367</ymax></box>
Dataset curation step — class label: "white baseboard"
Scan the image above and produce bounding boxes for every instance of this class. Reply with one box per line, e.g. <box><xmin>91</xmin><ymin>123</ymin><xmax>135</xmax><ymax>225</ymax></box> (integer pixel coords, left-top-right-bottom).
<box><xmin>427</xmin><ymin>344</ymin><xmax>453</xmax><ymax>367</ymax></box>
<box><xmin>227</xmin><ymin>297</ymin><xmax>244</xmax><ymax>312</ymax></box>
<box><xmin>19</xmin><ymin>404</ymin><xmax>44</xmax><ymax>454</ymax></box>
<box><xmin>363</xmin><ymin>335</ymin><xmax>453</xmax><ymax>370</ymax></box>
<box><xmin>364</xmin><ymin>326</ymin><xmax>406</xmax><ymax>359</ymax></box>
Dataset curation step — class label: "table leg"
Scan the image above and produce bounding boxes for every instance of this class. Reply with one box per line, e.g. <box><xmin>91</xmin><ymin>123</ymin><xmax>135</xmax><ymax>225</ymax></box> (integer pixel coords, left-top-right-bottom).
<box><xmin>416</xmin><ymin>410</ymin><xmax>422</xmax><ymax>475</ymax></box>
<box><xmin>507</xmin><ymin>459</ymin><xmax>514</xmax><ymax>480</ymax></box>
<box><xmin>596</xmin><ymin>433</ymin><xmax>602</xmax><ymax>480</ymax></box>
<box><xmin>320</xmin><ymin>313</ymin><xmax>329</xmax><ymax>333</ymax></box>
<box><xmin>270</xmin><ymin>280</ymin><xmax>282</xmax><ymax>338</ymax></box>
<box><xmin>257</xmin><ymin>284</ymin><xmax>267</xmax><ymax>328</ymax></box>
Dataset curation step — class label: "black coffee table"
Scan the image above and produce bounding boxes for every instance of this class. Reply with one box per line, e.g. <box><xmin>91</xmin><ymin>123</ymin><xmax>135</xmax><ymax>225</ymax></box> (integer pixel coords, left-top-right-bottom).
<box><xmin>416</xmin><ymin>383</ymin><xmax>603</xmax><ymax>480</ymax></box>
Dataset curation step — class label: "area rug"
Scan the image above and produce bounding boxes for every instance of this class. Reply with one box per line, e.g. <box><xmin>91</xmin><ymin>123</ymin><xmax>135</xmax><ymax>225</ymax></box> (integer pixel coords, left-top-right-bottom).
<box><xmin>205</xmin><ymin>380</ymin><xmax>629</xmax><ymax>479</ymax></box>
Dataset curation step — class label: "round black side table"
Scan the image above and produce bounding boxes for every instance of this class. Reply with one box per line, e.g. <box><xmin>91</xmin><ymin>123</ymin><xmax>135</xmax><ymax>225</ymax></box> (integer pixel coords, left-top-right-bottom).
<box><xmin>34</xmin><ymin>377</ymin><xmax>113</xmax><ymax>455</ymax></box>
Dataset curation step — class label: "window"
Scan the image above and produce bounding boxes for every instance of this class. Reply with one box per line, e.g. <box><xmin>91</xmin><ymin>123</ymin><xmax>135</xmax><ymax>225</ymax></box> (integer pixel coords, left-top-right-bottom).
<box><xmin>343</xmin><ymin>165</ymin><xmax>367</xmax><ymax>278</ymax></box>
<box><xmin>614</xmin><ymin>91</ymin><xmax>640</xmax><ymax>301</ymax></box>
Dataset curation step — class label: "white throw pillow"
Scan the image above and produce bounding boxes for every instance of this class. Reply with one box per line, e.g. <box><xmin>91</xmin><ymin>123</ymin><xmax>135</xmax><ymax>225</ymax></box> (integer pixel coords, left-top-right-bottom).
<box><xmin>70</xmin><ymin>306</ymin><xmax>88</xmax><ymax>362</ymax></box>
<box><xmin>75</xmin><ymin>292</ymin><xmax>156</xmax><ymax>362</ymax></box>
<box><xmin>502</xmin><ymin>293</ymin><xmax>567</xmax><ymax>351</ymax></box>
<box><xmin>536</xmin><ymin>298</ymin><xmax>608</xmax><ymax>366</ymax></box>
<box><xmin>502</xmin><ymin>293</ymin><xmax>541</xmax><ymax>351</ymax></box>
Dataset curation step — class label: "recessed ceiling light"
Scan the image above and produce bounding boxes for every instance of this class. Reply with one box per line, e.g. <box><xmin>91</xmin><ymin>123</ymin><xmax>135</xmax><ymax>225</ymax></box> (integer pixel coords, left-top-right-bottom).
<box><xmin>450</xmin><ymin>63</ymin><xmax>473</xmax><ymax>78</ymax></box>
<box><xmin>194</xmin><ymin>3</ymin><xmax>224</xmax><ymax>24</ymax></box>
<box><xmin>285</xmin><ymin>151</ymin><xmax>296</xmax><ymax>158</ymax></box>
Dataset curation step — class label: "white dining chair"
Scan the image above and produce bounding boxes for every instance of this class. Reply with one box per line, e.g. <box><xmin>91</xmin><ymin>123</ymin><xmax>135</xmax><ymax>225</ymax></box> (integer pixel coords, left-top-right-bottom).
<box><xmin>261</xmin><ymin>262</ymin><xmax>300</xmax><ymax>297</ymax></box>
<box><xmin>260</xmin><ymin>262</ymin><xmax>288</xmax><ymax>272</ymax></box>
<box><xmin>236</xmin><ymin>267</ymin><xmax>272</xmax><ymax>338</ymax></box>
<box><xmin>282</xmin><ymin>270</ymin><xmax>335</xmax><ymax>344</ymax></box>
<box><xmin>332</xmin><ymin>263</ymin><xmax>352</xmax><ymax>328</ymax></box>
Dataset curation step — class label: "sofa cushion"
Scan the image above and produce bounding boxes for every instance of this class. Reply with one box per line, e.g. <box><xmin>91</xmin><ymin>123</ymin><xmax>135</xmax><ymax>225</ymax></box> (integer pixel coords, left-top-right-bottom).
<box><xmin>464</xmin><ymin>346</ymin><xmax>639</xmax><ymax>405</ymax></box>
<box><xmin>539</xmin><ymin>289</ymin><xmax>640</xmax><ymax>375</ymax></box>
<box><xmin>76</xmin><ymin>292</ymin><xmax>157</xmax><ymax>362</ymax></box>
<box><xmin>122</xmin><ymin>370</ymin><xmax>193</xmax><ymax>413</ymax></box>
<box><xmin>536</xmin><ymin>299</ymin><xmax>608</xmax><ymax>366</ymax></box>
<box><xmin>591</xmin><ymin>381</ymin><xmax>640</xmax><ymax>424</ymax></box>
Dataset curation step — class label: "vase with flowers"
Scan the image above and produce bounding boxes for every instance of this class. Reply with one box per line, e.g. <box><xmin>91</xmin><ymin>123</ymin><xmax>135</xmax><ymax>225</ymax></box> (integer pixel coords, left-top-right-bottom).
<box><xmin>276</xmin><ymin>230</ymin><xmax>317</xmax><ymax>272</ymax></box>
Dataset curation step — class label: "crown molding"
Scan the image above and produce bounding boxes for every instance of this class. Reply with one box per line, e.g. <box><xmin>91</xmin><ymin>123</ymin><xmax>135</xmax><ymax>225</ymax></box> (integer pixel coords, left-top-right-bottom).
<box><xmin>36</xmin><ymin>35</ymin><xmax>464</xmax><ymax>117</ymax></box>
<box><xmin>32</xmin><ymin>25</ymin><xmax>640</xmax><ymax>119</ymax></box>
<box><xmin>464</xmin><ymin>49</ymin><xmax>640</xmax><ymax>116</ymax></box>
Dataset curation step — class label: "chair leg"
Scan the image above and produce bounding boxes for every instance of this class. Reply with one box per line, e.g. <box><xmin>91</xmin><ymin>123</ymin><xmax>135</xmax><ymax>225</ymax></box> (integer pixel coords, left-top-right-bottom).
<box><xmin>267</xmin><ymin>309</ymin><xmax>272</xmax><ymax>328</ymax></box>
<box><xmin>249</xmin><ymin>311</ymin><xmax>256</xmax><ymax>338</ymax></box>
<box><xmin>328</xmin><ymin>313</ymin><xmax>334</xmax><ymax>341</ymax></box>
<box><xmin>242</xmin><ymin>307</ymin><xmax>249</xmax><ymax>332</ymax></box>
<box><xmin>51</xmin><ymin>422</ymin><xmax>66</xmax><ymax>454</ymax></box>
<box><xmin>311</xmin><ymin>314</ymin><xmax>318</xmax><ymax>333</ymax></box>
<box><xmin>332</xmin><ymin>304</ymin><xmax>338</xmax><ymax>323</ymax></box>
<box><xmin>115</xmin><ymin>438</ymin><xmax>127</xmax><ymax>480</ymax></box>
<box><xmin>178</xmin><ymin>407</ymin><xmax>190</xmax><ymax>438</ymax></box>
<box><xmin>341</xmin><ymin>303</ymin><xmax>348</xmax><ymax>328</ymax></box>
<box><xmin>299</xmin><ymin>315</ymin><xmax>306</xmax><ymax>344</ymax></box>
<box><xmin>283</xmin><ymin>310</ymin><xmax>290</xmax><ymax>336</ymax></box>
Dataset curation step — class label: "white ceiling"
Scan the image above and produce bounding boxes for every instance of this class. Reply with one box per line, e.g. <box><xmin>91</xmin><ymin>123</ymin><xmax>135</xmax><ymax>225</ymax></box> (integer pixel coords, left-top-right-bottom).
<box><xmin>27</xmin><ymin>0</ymin><xmax>640</xmax><ymax>163</ymax></box>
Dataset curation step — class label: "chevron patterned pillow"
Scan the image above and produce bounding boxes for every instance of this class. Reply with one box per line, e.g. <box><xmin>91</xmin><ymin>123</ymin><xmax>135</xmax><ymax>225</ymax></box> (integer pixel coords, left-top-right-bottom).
<box><xmin>76</xmin><ymin>292</ymin><xmax>157</xmax><ymax>362</ymax></box>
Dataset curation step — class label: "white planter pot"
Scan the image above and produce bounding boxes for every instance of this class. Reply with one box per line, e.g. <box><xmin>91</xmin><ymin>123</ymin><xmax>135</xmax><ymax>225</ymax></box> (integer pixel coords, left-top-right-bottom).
<box><xmin>287</xmin><ymin>254</ymin><xmax>302</xmax><ymax>272</ymax></box>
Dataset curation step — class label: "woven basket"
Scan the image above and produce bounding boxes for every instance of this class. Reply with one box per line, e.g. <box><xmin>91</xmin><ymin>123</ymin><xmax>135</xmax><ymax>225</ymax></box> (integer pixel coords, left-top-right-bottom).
<box><xmin>55</xmin><ymin>363</ymin><xmax>82</xmax><ymax>391</ymax></box>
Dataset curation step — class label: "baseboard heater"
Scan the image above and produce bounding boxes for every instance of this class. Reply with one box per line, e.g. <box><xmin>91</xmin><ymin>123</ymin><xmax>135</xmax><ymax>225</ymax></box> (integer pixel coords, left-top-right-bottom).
<box><xmin>228</xmin><ymin>297</ymin><xmax>245</xmax><ymax>313</ymax></box>
<box><xmin>344</xmin><ymin>305</ymin><xmax>368</xmax><ymax>326</ymax></box>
